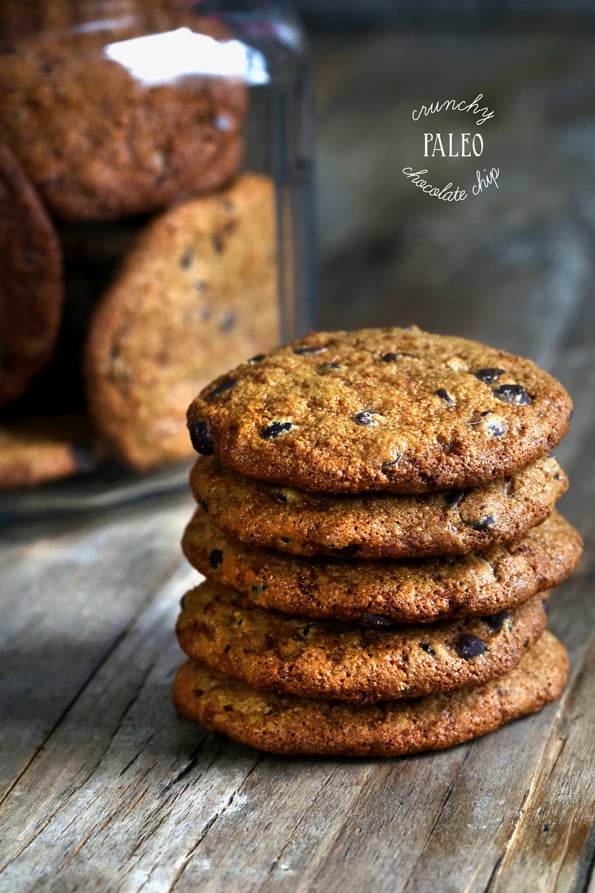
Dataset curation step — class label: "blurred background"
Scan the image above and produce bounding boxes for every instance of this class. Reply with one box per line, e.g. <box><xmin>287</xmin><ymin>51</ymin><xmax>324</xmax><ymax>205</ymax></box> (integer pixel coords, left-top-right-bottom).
<box><xmin>293</xmin><ymin>0</ymin><xmax>595</xmax><ymax>370</ymax></box>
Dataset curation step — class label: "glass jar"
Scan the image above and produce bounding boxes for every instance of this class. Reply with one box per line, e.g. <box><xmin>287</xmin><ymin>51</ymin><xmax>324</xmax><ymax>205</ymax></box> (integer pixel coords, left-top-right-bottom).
<box><xmin>0</xmin><ymin>0</ymin><xmax>315</xmax><ymax>517</ymax></box>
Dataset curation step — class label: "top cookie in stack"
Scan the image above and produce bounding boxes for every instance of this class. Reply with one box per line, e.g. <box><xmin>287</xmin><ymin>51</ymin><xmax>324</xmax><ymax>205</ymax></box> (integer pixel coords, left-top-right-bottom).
<box><xmin>175</xmin><ymin>326</ymin><xmax>581</xmax><ymax>757</ymax></box>
<box><xmin>186</xmin><ymin>326</ymin><xmax>572</xmax><ymax>494</ymax></box>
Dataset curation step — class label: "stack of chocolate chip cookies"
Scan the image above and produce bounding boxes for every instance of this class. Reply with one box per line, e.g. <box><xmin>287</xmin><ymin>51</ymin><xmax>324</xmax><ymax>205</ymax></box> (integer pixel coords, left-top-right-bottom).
<box><xmin>174</xmin><ymin>327</ymin><xmax>582</xmax><ymax>757</ymax></box>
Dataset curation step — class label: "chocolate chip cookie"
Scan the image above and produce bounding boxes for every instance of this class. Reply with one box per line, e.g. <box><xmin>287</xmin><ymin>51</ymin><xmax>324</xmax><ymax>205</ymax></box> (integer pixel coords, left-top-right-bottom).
<box><xmin>0</xmin><ymin>414</ymin><xmax>96</xmax><ymax>489</ymax></box>
<box><xmin>0</xmin><ymin>144</ymin><xmax>63</xmax><ymax>406</ymax></box>
<box><xmin>182</xmin><ymin>509</ymin><xmax>582</xmax><ymax>624</ymax></box>
<box><xmin>85</xmin><ymin>174</ymin><xmax>279</xmax><ymax>470</ymax></box>
<box><xmin>187</xmin><ymin>328</ymin><xmax>573</xmax><ymax>493</ymax></box>
<box><xmin>176</xmin><ymin>581</ymin><xmax>548</xmax><ymax>703</ymax></box>
<box><xmin>172</xmin><ymin>631</ymin><xmax>569</xmax><ymax>756</ymax></box>
<box><xmin>189</xmin><ymin>454</ymin><xmax>567</xmax><ymax>559</ymax></box>
<box><xmin>0</xmin><ymin>22</ymin><xmax>247</xmax><ymax>221</ymax></box>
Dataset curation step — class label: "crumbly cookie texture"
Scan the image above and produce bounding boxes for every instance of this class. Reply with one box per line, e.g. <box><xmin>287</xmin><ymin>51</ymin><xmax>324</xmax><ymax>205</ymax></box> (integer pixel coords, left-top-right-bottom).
<box><xmin>0</xmin><ymin>144</ymin><xmax>63</xmax><ymax>406</ymax></box>
<box><xmin>182</xmin><ymin>510</ymin><xmax>582</xmax><ymax>624</ymax></box>
<box><xmin>85</xmin><ymin>175</ymin><xmax>279</xmax><ymax>470</ymax></box>
<box><xmin>187</xmin><ymin>328</ymin><xmax>573</xmax><ymax>493</ymax></box>
<box><xmin>189</xmin><ymin>454</ymin><xmax>567</xmax><ymax>559</ymax></box>
<box><xmin>0</xmin><ymin>414</ymin><xmax>97</xmax><ymax>489</ymax></box>
<box><xmin>176</xmin><ymin>580</ymin><xmax>548</xmax><ymax>703</ymax></box>
<box><xmin>172</xmin><ymin>631</ymin><xmax>568</xmax><ymax>757</ymax></box>
<box><xmin>0</xmin><ymin>22</ymin><xmax>247</xmax><ymax>221</ymax></box>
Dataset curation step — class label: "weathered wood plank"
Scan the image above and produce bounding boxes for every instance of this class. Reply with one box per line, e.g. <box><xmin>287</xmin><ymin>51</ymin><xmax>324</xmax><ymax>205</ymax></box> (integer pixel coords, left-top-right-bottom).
<box><xmin>0</xmin><ymin>492</ymin><xmax>194</xmax><ymax>799</ymax></box>
<box><xmin>489</xmin><ymin>633</ymin><xmax>595</xmax><ymax>893</ymax></box>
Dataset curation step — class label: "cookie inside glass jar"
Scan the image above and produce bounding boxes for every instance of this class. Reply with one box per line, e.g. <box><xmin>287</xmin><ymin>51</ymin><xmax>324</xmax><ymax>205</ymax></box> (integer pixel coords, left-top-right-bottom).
<box><xmin>0</xmin><ymin>0</ymin><xmax>315</xmax><ymax>507</ymax></box>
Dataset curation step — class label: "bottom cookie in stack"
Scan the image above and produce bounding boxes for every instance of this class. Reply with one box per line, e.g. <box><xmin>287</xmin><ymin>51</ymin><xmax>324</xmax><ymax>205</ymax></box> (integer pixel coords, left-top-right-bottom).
<box><xmin>173</xmin><ymin>633</ymin><xmax>568</xmax><ymax>757</ymax></box>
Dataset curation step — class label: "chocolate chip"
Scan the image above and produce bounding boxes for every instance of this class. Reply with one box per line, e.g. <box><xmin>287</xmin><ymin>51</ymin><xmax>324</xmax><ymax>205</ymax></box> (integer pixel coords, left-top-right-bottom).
<box><xmin>470</xmin><ymin>515</ymin><xmax>496</xmax><ymax>531</ymax></box>
<box><xmin>211</xmin><ymin>234</ymin><xmax>224</xmax><ymax>254</ymax></box>
<box><xmin>553</xmin><ymin>472</ymin><xmax>561</xmax><ymax>481</ymax></box>
<box><xmin>249</xmin><ymin>353</ymin><xmax>266</xmax><ymax>363</ymax></box>
<box><xmin>206</xmin><ymin>378</ymin><xmax>237</xmax><ymax>401</ymax></box>
<box><xmin>482</xmin><ymin>610</ymin><xmax>510</xmax><ymax>633</ymax></box>
<box><xmin>360</xmin><ymin>614</ymin><xmax>395</xmax><ymax>628</ymax></box>
<box><xmin>380</xmin><ymin>351</ymin><xmax>415</xmax><ymax>362</ymax></box>
<box><xmin>279</xmin><ymin>537</ymin><xmax>291</xmax><ymax>544</ymax></box>
<box><xmin>381</xmin><ymin>455</ymin><xmax>401</xmax><ymax>469</ymax></box>
<box><xmin>444</xmin><ymin>489</ymin><xmax>465</xmax><ymax>508</ymax></box>
<box><xmin>260</xmin><ymin>421</ymin><xmax>294</xmax><ymax>440</ymax></box>
<box><xmin>180</xmin><ymin>247</ymin><xmax>194</xmax><ymax>269</ymax></box>
<box><xmin>474</xmin><ymin>367</ymin><xmax>505</xmax><ymax>383</ymax></box>
<box><xmin>189</xmin><ymin>418</ymin><xmax>214</xmax><ymax>455</ymax></box>
<box><xmin>219</xmin><ymin>311</ymin><xmax>235</xmax><ymax>332</ymax></box>
<box><xmin>318</xmin><ymin>362</ymin><xmax>341</xmax><ymax>371</ymax></box>
<box><xmin>485</xmin><ymin>417</ymin><xmax>507</xmax><ymax>437</ymax></box>
<box><xmin>208</xmin><ymin>549</ymin><xmax>223</xmax><ymax>569</ymax></box>
<box><xmin>273</xmin><ymin>491</ymin><xmax>288</xmax><ymax>504</ymax></box>
<box><xmin>250</xmin><ymin>582</ymin><xmax>267</xmax><ymax>594</ymax></box>
<box><xmin>435</xmin><ymin>388</ymin><xmax>455</xmax><ymax>405</ymax></box>
<box><xmin>263</xmin><ymin>633</ymin><xmax>275</xmax><ymax>650</ymax></box>
<box><xmin>353</xmin><ymin>411</ymin><xmax>379</xmax><ymax>426</ymax></box>
<box><xmin>455</xmin><ymin>634</ymin><xmax>487</xmax><ymax>659</ymax></box>
<box><xmin>493</xmin><ymin>383</ymin><xmax>532</xmax><ymax>405</ymax></box>
<box><xmin>419</xmin><ymin>642</ymin><xmax>436</xmax><ymax>657</ymax></box>
<box><xmin>293</xmin><ymin>346</ymin><xmax>326</xmax><ymax>355</ymax></box>
<box><xmin>468</xmin><ymin>411</ymin><xmax>508</xmax><ymax>437</ymax></box>
<box><xmin>331</xmin><ymin>544</ymin><xmax>360</xmax><ymax>558</ymax></box>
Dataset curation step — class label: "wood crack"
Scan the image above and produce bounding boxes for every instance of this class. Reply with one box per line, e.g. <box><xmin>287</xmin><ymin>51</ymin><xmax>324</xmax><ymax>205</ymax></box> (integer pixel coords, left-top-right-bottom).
<box><xmin>575</xmin><ymin>821</ymin><xmax>595</xmax><ymax>893</ymax></box>
<box><xmin>484</xmin><ymin>680</ymin><xmax>579</xmax><ymax>892</ymax></box>
<box><xmin>119</xmin><ymin>733</ymin><xmax>155</xmax><ymax>777</ymax></box>
<box><xmin>263</xmin><ymin>765</ymin><xmax>342</xmax><ymax>882</ymax></box>
<box><xmin>160</xmin><ymin>738</ymin><xmax>208</xmax><ymax>795</ymax></box>
<box><xmin>401</xmin><ymin>747</ymin><xmax>473</xmax><ymax>893</ymax></box>
<box><xmin>168</xmin><ymin>753</ymin><xmax>264</xmax><ymax>890</ymax></box>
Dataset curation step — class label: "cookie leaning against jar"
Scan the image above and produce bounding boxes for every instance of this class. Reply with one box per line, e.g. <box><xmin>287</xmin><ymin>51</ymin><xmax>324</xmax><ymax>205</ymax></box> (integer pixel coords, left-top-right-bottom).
<box><xmin>84</xmin><ymin>174</ymin><xmax>279</xmax><ymax>470</ymax></box>
<box><xmin>0</xmin><ymin>414</ymin><xmax>97</xmax><ymax>489</ymax></box>
<box><xmin>0</xmin><ymin>144</ymin><xmax>63</xmax><ymax>407</ymax></box>
<box><xmin>0</xmin><ymin>18</ymin><xmax>247</xmax><ymax>221</ymax></box>
<box><xmin>186</xmin><ymin>327</ymin><xmax>573</xmax><ymax>493</ymax></box>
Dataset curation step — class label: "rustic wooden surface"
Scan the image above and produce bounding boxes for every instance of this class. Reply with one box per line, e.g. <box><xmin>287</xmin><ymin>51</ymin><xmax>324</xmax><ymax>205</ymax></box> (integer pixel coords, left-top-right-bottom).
<box><xmin>1</xmin><ymin>30</ymin><xmax>594</xmax><ymax>893</ymax></box>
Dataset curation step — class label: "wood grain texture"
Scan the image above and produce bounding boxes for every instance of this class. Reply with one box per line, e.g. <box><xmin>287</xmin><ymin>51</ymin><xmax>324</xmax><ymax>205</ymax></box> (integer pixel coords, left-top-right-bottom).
<box><xmin>1</xmin><ymin>29</ymin><xmax>594</xmax><ymax>893</ymax></box>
